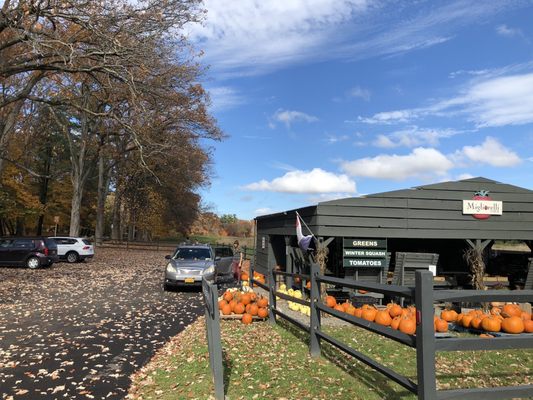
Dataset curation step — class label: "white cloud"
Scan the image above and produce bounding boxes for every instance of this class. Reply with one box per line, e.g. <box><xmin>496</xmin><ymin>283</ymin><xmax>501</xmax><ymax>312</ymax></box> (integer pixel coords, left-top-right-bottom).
<box><xmin>341</xmin><ymin>147</ymin><xmax>454</xmax><ymax>180</ymax></box>
<box><xmin>347</xmin><ymin>86</ymin><xmax>371</xmax><ymax>101</ymax></box>
<box><xmin>187</xmin><ymin>1</ymin><xmax>518</xmax><ymax>77</ymax></box>
<box><xmin>207</xmin><ymin>86</ymin><xmax>244</xmax><ymax>111</ymax></box>
<box><xmin>496</xmin><ymin>24</ymin><xmax>522</xmax><ymax>37</ymax></box>
<box><xmin>360</xmin><ymin>72</ymin><xmax>533</xmax><ymax>128</ymax></box>
<box><xmin>457</xmin><ymin>173</ymin><xmax>474</xmax><ymax>180</ymax></box>
<box><xmin>244</xmin><ymin>168</ymin><xmax>356</xmax><ymax>194</ymax></box>
<box><xmin>324</xmin><ymin>134</ymin><xmax>350</xmax><ymax>144</ymax></box>
<box><xmin>459</xmin><ymin>137</ymin><xmax>521</xmax><ymax>167</ymax></box>
<box><xmin>254</xmin><ymin>208</ymin><xmax>276</xmax><ymax>216</ymax></box>
<box><xmin>373</xmin><ymin>127</ymin><xmax>458</xmax><ymax>148</ymax></box>
<box><xmin>271</xmin><ymin>109</ymin><xmax>318</xmax><ymax>128</ymax></box>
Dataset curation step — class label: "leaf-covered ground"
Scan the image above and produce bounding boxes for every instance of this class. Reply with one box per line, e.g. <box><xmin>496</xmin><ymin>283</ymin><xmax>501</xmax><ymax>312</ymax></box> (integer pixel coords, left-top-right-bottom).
<box><xmin>0</xmin><ymin>248</ymin><xmax>203</xmax><ymax>399</ymax></box>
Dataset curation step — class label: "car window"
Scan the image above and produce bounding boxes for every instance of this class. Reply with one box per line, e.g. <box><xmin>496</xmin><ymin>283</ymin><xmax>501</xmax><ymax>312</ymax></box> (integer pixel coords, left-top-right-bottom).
<box><xmin>174</xmin><ymin>248</ymin><xmax>212</xmax><ymax>260</ymax></box>
<box><xmin>82</xmin><ymin>239</ymin><xmax>92</xmax><ymax>245</ymax></box>
<box><xmin>67</xmin><ymin>239</ymin><xmax>77</xmax><ymax>245</ymax></box>
<box><xmin>0</xmin><ymin>239</ymin><xmax>13</xmax><ymax>248</ymax></box>
<box><xmin>214</xmin><ymin>247</ymin><xmax>233</xmax><ymax>258</ymax></box>
<box><xmin>13</xmin><ymin>239</ymin><xmax>33</xmax><ymax>248</ymax></box>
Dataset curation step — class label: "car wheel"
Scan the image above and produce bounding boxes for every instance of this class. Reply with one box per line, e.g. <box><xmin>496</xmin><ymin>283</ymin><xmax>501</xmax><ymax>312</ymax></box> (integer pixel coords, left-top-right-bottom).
<box><xmin>66</xmin><ymin>251</ymin><xmax>79</xmax><ymax>263</ymax></box>
<box><xmin>26</xmin><ymin>256</ymin><xmax>40</xmax><ymax>269</ymax></box>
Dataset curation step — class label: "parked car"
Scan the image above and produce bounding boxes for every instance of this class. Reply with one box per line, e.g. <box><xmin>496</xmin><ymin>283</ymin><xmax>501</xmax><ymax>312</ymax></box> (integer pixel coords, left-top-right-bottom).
<box><xmin>164</xmin><ymin>244</ymin><xmax>234</xmax><ymax>290</ymax></box>
<box><xmin>0</xmin><ymin>237</ymin><xmax>59</xmax><ymax>269</ymax></box>
<box><xmin>50</xmin><ymin>236</ymin><xmax>94</xmax><ymax>263</ymax></box>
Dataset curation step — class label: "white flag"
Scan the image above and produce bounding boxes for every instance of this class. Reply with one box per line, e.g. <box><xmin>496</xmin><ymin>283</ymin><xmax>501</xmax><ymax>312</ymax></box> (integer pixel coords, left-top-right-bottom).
<box><xmin>296</xmin><ymin>215</ymin><xmax>314</xmax><ymax>251</ymax></box>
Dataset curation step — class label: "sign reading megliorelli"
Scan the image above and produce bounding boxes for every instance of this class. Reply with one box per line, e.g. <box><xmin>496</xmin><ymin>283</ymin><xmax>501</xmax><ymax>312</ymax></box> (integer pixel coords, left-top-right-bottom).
<box><xmin>343</xmin><ymin>238</ymin><xmax>387</xmax><ymax>268</ymax></box>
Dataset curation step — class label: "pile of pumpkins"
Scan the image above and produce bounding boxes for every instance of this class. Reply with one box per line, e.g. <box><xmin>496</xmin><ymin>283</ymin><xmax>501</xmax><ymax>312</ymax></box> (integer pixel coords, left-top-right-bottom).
<box><xmin>241</xmin><ymin>271</ymin><xmax>266</xmax><ymax>287</ymax></box>
<box><xmin>277</xmin><ymin>284</ymin><xmax>311</xmax><ymax>316</ymax></box>
<box><xmin>218</xmin><ymin>288</ymin><xmax>269</xmax><ymax>324</ymax></box>
<box><xmin>324</xmin><ymin>296</ymin><xmax>533</xmax><ymax>335</ymax></box>
<box><xmin>441</xmin><ymin>303</ymin><xmax>533</xmax><ymax>335</ymax></box>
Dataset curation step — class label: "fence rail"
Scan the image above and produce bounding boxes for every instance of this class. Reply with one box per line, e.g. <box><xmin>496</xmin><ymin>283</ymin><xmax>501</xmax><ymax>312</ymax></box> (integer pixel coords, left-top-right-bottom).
<box><xmin>263</xmin><ymin>258</ymin><xmax>533</xmax><ymax>400</ymax></box>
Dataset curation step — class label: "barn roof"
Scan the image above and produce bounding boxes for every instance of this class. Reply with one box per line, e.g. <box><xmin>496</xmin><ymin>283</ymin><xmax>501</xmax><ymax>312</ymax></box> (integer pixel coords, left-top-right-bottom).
<box><xmin>255</xmin><ymin>177</ymin><xmax>533</xmax><ymax>241</ymax></box>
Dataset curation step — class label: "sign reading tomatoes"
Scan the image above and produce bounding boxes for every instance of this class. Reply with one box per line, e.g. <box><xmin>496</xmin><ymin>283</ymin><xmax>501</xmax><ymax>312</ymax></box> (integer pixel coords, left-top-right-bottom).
<box><xmin>462</xmin><ymin>190</ymin><xmax>503</xmax><ymax>219</ymax></box>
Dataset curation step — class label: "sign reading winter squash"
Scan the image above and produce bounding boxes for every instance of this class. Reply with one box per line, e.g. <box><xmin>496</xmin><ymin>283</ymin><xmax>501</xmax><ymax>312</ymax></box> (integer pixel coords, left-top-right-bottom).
<box><xmin>343</xmin><ymin>237</ymin><xmax>387</xmax><ymax>268</ymax></box>
<box><xmin>462</xmin><ymin>190</ymin><xmax>502</xmax><ymax>219</ymax></box>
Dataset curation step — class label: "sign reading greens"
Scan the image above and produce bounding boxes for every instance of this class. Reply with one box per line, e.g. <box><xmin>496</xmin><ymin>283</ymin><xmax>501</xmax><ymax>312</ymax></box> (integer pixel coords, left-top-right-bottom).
<box><xmin>343</xmin><ymin>238</ymin><xmax>387</xmax><ymax>268</ymax></box>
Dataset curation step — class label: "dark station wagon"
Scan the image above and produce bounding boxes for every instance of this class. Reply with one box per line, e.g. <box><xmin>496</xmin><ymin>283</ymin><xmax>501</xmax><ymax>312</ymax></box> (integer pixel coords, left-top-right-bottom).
<box><xmin>0</xmin><ymin>237</ymin><xmax>59</xmax><ymax>269</ymax></box>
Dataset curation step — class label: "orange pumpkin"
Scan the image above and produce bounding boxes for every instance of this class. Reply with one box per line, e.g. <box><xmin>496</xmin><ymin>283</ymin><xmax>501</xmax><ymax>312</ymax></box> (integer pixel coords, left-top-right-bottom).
<box><xmin>229</xmin><ymin>299</ymin><xmax>238</xmax><ymax>312</ymax></box>
<box><xmin>346</xmin><ymin>305</ymin><xmax>357</xmax><ymax>316</ymax></box>
<box><xmin>462</xmin><ymin>314</ymin><xmax>474</xmax><ymax>328</ymax></box>
<box><xmin>434</xmin><ymin>318</ymin><xmax>448</xmax><ymax>333</ymax></box>
<box><xmin>249</xmin><ymin>304</ymin><xmax>259</xmax><ymax>316</ymax></box>
<box><xmin>334</xmin><ymin>304</ymin><xmax>345</xmax><ymax>313</ymax></box>
<box><xmin>233</xmin><ymin>302</ymin><xmax>245</xmax><ymax>314</ymax></box>
<box><xmin>241</xmin><ymin>313</ymin><xmax>253</xmax><ymax>324</ymax></box>
<box><xmin>521</xmin><ymin>312</ymin><xmax>531</xmax><ymax>321</ymax></box>
<box><xmin>241</xmin><ymin>272</ymin><xmax>249</xmax><ymax>281</ymax></box>
<box><xmin>218</xmin><ymin>299</ymin><xmax>228</xmax><ymax>310</ymax></box>
<box><xmin>257</xmin><ymin>307</ymin><xmax>268</xmax><ymax>318</ymax></box>
<box><xmin>502</xmin><ymin>304</ymin><xmax>522</xmax><ymax>318</ymax></box>
<box><xmin>249</xmin><ymin>292</ymin><xmax>257</xmax><ymax>302</ymax></box>
<box><xmin>374</xmin><ymin>310</ymin><xmax>392</xmax><ymax>326</ymax></box>
<box><xmin>399</xmin><ymin>318</ymin><xmax>416</xmax><ymax>335</ymax></box>
<box><xmin>325</xmin><ymin>296</ymin><xmax>337</xmax><ymax>308</ymax></box>
<box><xmin>221</xmin><ymin>303</ymin><xmax>232</xmax><ymax>315</ymax></box>
<box><xmin>257</xmin><ymin>297</ymin><xmax>268</xmax><ymax>308</ymax></box>
<box><xmin>361</xmin><ymin>307</ymin><xmax>378</xmax><ymax>322</ymax></box>
<box><xmin>241</xmin><ymin>293</ymin><xmax>251</xmax><ymax>306</ymax></box>
<box><xmin>524</xmin><ymin>319</ymin><xmax>533</xmax><ymax>333</ymax></box>
<box><xmin>470</xmin><ymin>317</ymin><xmax>483</xmax><ymax>330</ymax></box>
<box><xmin>341</xmin><ymin>301</ymin><xmax>352</xmax><ymax>312</ymax></box>
<box><xmin>223</xmin><ymin>291</ymin><xmax>233</xmax><ymax>302</ymax></box>
<box><xmin>481</xmin><ymin>316</ymin><xmax>501</xmax><ymax>333</ymax></box>
<box><xmin>353</xmin><ymin>308</ymin><xmax>363</xmax><ymax>318</ymax></box>
<box><xmin>441</xmin><ymin>309</ymin><xmax>458</xmax><ymax>322</ymax></box>
<box><xmin>388</xmin><ymin>303</ymin><xmax>403</xmax><ymax>318</ymax></box>
<box><xmin>502</xmin><ymin>316</ymin><xmax>525</xmax><ymax>334</ymax></box>
<box><xmin>391</xmin><ymin>316</ymin><xmax>401</xmax><ymax>330</ymax></box>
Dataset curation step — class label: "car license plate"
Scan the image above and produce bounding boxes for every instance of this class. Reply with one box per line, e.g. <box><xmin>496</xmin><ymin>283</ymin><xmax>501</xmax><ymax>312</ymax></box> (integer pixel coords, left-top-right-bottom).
<box><xmin>184</xmin><ymin>278</ymin><xmax>195</xmax><ymax>284</ymax></box>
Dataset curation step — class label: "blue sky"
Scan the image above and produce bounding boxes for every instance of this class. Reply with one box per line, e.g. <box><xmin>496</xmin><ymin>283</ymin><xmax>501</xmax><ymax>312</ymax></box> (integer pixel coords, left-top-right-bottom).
<box><xmin>187</xmin><ymin>0</ymin><xmax>533</xmax><ymax>220</ymax></box>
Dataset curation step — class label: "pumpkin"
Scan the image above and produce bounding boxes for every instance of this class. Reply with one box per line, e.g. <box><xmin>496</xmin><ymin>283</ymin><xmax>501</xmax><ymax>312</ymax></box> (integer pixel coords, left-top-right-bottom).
<box><xmin>233</xmin><ymin>302</ymin><xmax>245</xmax><ymax>314</ymax></box>
<box><xmin>374</xmin><ymin>310</ymin><xmax>392</xmax><ymax>326</ymax></box>
<box><xmin>241</xmin><ymin>293</ymin><xmax>252</xmax><ymax>306</ymax></box>
<box><xmin>391</xmin><ymin>316</ymin><xmax>401</xmax><ymax>330</ymax></box>
<box><xmin>250</xmin><ymin>292</ymin><xmax>258</xmax><ymax>302</ymax></box>
<box><xmin>229</xmin><ymin>299</ymin><xmax>238</xmax><ymax>312</ymax></box>
<box><xmin>521</xmin><ymin>312</ymin><xmax>531</xmax><ymax>321</ymax></box>
<box><xmin>218</xmin><ymin>299</ymin><xmax>228</xmax><ymax>310</ymax></box>
<box><xmin>334</xmin><ymin>304</ymin><xmax>345</xmax><ymax>313</ymax></box>
<box><xmin>221</xmin><ymin>303</ymin><xmax>232</xmax><ymax>315</ymax></box>
<box><xmin>399</xmin><ymin>318</ymin><xmax>416</xmax><ymax>335</ymax></box>
<box><xmin>470</xmin><ymin>317</ymin><xmax>483</xmax><ymax>330</ymax></box>
<box><xmin>361</xmin><ymin>307</ymin><xmax>378</xmax><ymax>322</ymax></box>
<box><xmin>257</xmin><ymin>297</ymin><xmax>268</xmax><ymax>308</ymax></box>
<box><xmin>241</xmin><ymin>272</ymin><xmax>249</xmax><ymax>281</ymax></box>
<box><xmin>462</xmin><ymin>315</ymin><xmax>474</xmax><ymax>328</ymax></box>
<box><xmin>479</xmin><ymin>333</ymin><xmax>494</xmax><ymax>338</ymax></box>
<box><xmin>249</xmin><ymin>304</ymin><xmax>259</xmax><ymax>316</ymax></box>
<box><xmin>346</xmin><ymin>305</ymin><xmax>357</xmax><ymax>316</ymax></box>
<box><xmin>241</xmin><ymin>313</ymin><xmax>253</xmax><ymax>324</ymax></box>
<box><xmin>524</xmin><ymin>319</ymin><xmax>533</xmax><ymax>333</ymax></box>
<box><xmin>257</xmin><ymin>307</ymin><xmax>268</xmax><ymax>318</ymax></box>
<box><xmin>434</xmin><ymin>318</ymin><xmax>448</xmax><ymax>333</ymax></box>
<box><xmin>223</xmin><ymin>291</ymin><xmax>233</xmax><ymax>302</ymax></box>
<box><xmin>502</xmin><ymin>316</ymin><xmax>525</xmax><ymax>334</ymax></box>
<box><xmin>341</xmin><ymin>301</ymin><xmax>352</xmax><ymax>312</ymax></box>
<box><xmin>481</xmin><ymin>316</ymin><xmax>501</xmax><ymax>333</ymax></box>
<box><xmin>354</xmin><ymin>308</ymin><xmax>363</xmax><ymax>318</ymax></box>
<box><xmin>325</xmin><ymin>296</ymin><xmax>337</xmax><ymax>308</ymax></box>
<box><xmin>441</xmin><ymin>309</ymin><xmax>458</xmax><ymax>322</ymax></box>
<box><xmin>502</xmin><ymin>304</ymin><xmax>522</xmax><ymax>318</ymax></box>
<box><xmin>388</xmin><ymin>303</ymin><xmax>403</xmax><ymax>318</ymax></box>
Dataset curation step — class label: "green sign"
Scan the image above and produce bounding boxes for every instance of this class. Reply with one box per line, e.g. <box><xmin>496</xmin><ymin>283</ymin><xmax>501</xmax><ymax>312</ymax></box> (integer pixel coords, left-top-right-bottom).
<box><xmin>343</xmin><ymin>237</ymin><xmax>387</xmax><ymax>269</ymax></box>
<box><xmin>343</xmin><ymin>258</ymin><xmax>386</xmax><ymax>268</ymax></box>
<box><xmin>342</xmin><ymin>238</ymin><xmax>387</xmax><ymax>248</ymax></box>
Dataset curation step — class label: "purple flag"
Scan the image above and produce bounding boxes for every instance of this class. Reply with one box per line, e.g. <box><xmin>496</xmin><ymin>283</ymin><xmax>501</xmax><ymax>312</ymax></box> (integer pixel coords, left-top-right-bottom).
<box><xmin>296</xmin><ymin>215</ymin><xmax>314</xmax><ymax>251</ymax></box>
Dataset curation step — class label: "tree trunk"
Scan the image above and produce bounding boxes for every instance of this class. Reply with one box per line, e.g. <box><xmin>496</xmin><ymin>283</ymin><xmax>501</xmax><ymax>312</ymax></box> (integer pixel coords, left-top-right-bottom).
<box><xmin>111</xmin><ymin>189</ymin><xmax>122</xmax><ymax>241</ymax></box>
<box><xmin>69</xmin><ymin>173</ymin><xmax>83</xmax><ymax>236</ymax></box>
<box><xmin>95</xmin><ymin>144</ymin><xmax>110</xmax><ymax>246</ymax></box>
<box><xmin>36</xmin><ymin>144</ymin><xmax>52</xmax><ymax>235</ymax></box>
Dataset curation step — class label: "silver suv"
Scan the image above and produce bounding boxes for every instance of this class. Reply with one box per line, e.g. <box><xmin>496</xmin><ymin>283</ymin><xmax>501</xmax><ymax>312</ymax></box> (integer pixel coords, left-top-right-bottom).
<box><xmin>50</xmin><ymin>237</ymin><xmax>94</xmax><ymax>263</ymax></box>
<box><xmin>164</xmin><ymin>244</ymin><xmax>215</xmax><ymax>290</ymax></box>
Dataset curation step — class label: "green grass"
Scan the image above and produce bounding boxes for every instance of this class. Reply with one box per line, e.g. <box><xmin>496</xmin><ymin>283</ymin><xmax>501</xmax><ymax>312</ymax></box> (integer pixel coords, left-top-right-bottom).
<box><xmin>129</xmin><ymin>318</ymin><xmax>533</xmax><ymax>400</ymax></box>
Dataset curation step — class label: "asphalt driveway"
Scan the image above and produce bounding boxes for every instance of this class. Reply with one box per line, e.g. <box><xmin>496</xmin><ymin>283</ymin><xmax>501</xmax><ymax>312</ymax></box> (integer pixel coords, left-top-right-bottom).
<box><xmin>0</xmin><ymin>248</ymin><xmax>204</xmax><ymax>399</ymax></box>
